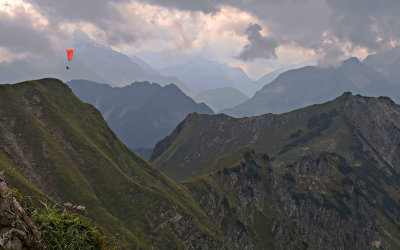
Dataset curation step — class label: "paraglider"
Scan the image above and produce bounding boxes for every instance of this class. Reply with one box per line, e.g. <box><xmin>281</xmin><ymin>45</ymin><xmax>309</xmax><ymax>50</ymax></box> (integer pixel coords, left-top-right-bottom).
<box><xmin>66</xmin><ymin>49</ymin><xmax>73</xmax><ymax>69</ymax></box>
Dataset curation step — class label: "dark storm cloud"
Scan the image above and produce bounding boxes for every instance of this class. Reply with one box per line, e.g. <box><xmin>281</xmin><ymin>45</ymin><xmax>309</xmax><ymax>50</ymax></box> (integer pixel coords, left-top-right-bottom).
<box><xmin>238</xmin><ymin>23</ymin><xmax>277</xmax><ymax>61</ymax></box>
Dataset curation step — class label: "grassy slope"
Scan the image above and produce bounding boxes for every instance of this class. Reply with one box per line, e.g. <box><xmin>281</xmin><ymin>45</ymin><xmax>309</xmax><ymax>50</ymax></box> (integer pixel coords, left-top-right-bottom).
<box><xmin>0</xmin><ymin>78</ymin><xmax>220</xmax><ymax>249</ymax></box>
<box><xmin>151</xmin><ymin>94</ymin><xmax>362</xmax><ymax>181</ymax></box>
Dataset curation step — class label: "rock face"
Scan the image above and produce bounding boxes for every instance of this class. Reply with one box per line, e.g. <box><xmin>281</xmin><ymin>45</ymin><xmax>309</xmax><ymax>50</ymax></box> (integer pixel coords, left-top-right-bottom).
<box><xmin>185</xmin><ymin>151</ymin><xmax>397</xmax><ymax>249</ymax></box>
<box><xmin>0</xmin><ymin>172</ymin><xmax>46</xmax><ymax>250</ymax></box>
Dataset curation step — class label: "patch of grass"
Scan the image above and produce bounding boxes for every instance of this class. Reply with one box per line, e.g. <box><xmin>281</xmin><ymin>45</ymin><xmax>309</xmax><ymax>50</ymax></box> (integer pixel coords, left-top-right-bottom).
<box><xmin>279</xmin><ymin>109</ymin><xmax>338</xmax><ymax>154</ymax></box>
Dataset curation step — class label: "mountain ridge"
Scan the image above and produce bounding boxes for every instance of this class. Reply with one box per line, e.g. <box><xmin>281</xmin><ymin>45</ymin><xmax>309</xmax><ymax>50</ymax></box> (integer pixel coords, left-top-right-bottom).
<box><xmin>0</xmin><ymin>78</ymin><xmax>222</xmax><ymax>249</ymax></box>
<box><xmin>223</xmin><ymin>57</ymin><xmax>399</xmax><ymax>117</ymax></box>
<box><xmin>67</xmin><ymin>79</ymin><xmax>214</xmax><ymax>152</ymax></box>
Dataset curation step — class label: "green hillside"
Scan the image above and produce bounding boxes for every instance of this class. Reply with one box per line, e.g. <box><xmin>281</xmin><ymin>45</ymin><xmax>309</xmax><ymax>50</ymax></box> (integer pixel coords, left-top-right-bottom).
<box><xmin>0</xmin><ymin>78</ymin><xmax>221</xmax><ymax>249</ymax></box>
<box><xmin>2</xmin><ymin>78</ymin><xmax>400</xmax><ymax>249</ymax></box>
<box><xmin>151</xmin><ymin>92</ymin><xmax>400</xmax><ymax>182</ymax></box>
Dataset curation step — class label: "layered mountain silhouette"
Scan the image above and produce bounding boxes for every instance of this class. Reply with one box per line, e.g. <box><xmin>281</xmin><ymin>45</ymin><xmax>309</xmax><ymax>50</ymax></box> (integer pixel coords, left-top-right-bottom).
<box><xmin>141</xmin><ymin>54</ymin><xmax>263</xmax><ymax>96</ymax></box>
<box><xmin>223</xmin><ymin>57</ymin><xmax>399</xmax><ymax>117</ymax></box>
<box><xmin>67</xmin><ymin>79</ymin><xmax>214</xmax><ymax>153</ymax></box>
<box><xmin>193</xmin><ymin>87</ymin><xmax>249</xmax><ymax>112</ymax></box>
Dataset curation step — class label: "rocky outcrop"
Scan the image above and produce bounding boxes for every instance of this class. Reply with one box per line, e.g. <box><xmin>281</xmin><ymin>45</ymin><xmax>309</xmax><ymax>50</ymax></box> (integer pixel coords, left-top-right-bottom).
<box><xmin>144</xmin><ymin>203</ymin><xmax>223</xmax><ymax>249</ymax></box>
<box><xmin>0</xmin><ymin>172</ymin><xmax>46</xmax><ymax>250</ymax></box>
<box><xmin>186</xmin><ymin>157</ymin><xmax>267</xmax><ymax>249</ymax></box>
<box><xmin>186</xmin><ymin>151</ymin><xmax>397</xmax><ymax>249</ymax></box>
<box><xmin>270</xmin><ymin>164</ymin><xmax>384</xmax><ymax>250</ymax></box>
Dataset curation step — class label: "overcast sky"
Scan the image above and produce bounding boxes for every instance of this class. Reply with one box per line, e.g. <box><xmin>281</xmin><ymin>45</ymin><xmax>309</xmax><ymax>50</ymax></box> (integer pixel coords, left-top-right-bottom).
<box><xmin>1</xmin><ymin>0</ymin><xmax>400</xmax><ymax>79</ymax></box>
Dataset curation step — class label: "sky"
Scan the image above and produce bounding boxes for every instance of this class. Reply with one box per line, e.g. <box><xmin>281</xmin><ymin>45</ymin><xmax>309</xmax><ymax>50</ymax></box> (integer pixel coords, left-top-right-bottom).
<box><xmin>1</xmin><ymin>0</ymin><xmax>400</xmax><ymax>79</ymax></box>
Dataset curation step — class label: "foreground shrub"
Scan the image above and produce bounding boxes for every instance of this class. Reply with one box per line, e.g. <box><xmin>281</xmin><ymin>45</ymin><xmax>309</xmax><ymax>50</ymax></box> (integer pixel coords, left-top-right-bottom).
<box><xmin>30</xmin><ymin>203</ymin><xmax>119</xmax><ymax>249</ymax></box>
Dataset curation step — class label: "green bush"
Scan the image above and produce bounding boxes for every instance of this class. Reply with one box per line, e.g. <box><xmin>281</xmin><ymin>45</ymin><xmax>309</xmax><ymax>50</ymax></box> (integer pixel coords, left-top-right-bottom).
<box><xmin>31</xmin><ymin>203</ymin><xmax>118</xmax><ymax>249</ymax></box>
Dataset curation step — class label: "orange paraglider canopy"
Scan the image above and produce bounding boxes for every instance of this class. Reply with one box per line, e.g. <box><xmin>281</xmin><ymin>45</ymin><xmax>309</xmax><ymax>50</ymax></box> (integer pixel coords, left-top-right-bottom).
<box><xmin>66</xmin><ymin>49</ymin><xmax>74</xmax><ymax>61</ymax></box>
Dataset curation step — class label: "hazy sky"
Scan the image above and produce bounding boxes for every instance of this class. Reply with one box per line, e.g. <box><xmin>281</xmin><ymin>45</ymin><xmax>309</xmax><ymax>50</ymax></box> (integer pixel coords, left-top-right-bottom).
<box><xmin>1</xmin><ymin>0</ymin><xmax>400</xmax><ymax>79</ymax></box>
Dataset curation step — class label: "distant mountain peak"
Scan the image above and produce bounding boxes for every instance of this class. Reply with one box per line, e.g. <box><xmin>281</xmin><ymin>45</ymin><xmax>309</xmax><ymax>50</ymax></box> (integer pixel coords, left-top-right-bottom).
<box><xmin>338</xmin><ymin>91</ymin><xmax>353</xmax><ymax>98</ymax></box>
<box><xmin>343</xmin><ymin>57</ymin><xmax>360</xmax><ymax>65</ymax></box>
<box><xmin>72</xmin><ymin>29</ymin><xmax>108</xmax><ymax>50</ymax></box>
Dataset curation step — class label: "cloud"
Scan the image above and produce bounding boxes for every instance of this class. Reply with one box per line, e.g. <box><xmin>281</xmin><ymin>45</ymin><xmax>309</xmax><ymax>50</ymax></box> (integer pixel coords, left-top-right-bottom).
<box><xmin>142</xmin><ymin>0</ymin><xmax>221</xmax><ymax>13</ymax></box>
<box><xmin>3</xmin><ymin>0</ymin><xmax>400</xmax><ymax>78</ymax></box>
<box><xmin>326</xmin><ymin>0</ymin><xmax>400</xmax><ymax>52</ymax></box>
<box><xmin>316</xmin><ymin>44</ymin><xmax>346</xmax><ymax>68</ymax></box>
<box><xmin>27</xmin><ymin>0</ymin><xmax>125</xmax><ymax>21</ymax></box>
<box><xmin>148</xmin><ymin>0</ymin><xmax>400</xmax><ymax>58</ymax></box>
<box><xmin>0</xmin><ymin>1</ymin><xmax>55</xmax><ymax>57</ymax></box>
<box><xmin>238</xmin><ymin>23</ymin><xmax>277</xmax><ymax>61</ymax></box>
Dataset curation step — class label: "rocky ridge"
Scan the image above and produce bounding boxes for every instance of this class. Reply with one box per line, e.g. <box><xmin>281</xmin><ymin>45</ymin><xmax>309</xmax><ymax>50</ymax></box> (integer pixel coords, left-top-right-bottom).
<box><xmin>0</xmin><ymin>172</ymin><xmax>46</xmax><ymax>250</ymax></box>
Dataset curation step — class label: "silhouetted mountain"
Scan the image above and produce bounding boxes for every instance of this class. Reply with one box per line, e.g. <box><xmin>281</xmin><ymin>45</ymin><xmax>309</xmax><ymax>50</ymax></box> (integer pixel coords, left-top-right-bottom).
<box><xmin>193</xmin><ymin>87</ymin><xmax>248</xmax><ymax>112</ymax></box>
<box><xmin>223</xmin><ymin>57</ymin><xmax>398</xmax><ymax>117</ymax></box>
<box><xmin>67</xmin><ymin>79</ymin><xmax>214</xmax><ymax>150</ymax></box>
<box><xmin>148</xmin><ymin>55</ymin><xmax>263</xmax><ymax>96</ymax></box>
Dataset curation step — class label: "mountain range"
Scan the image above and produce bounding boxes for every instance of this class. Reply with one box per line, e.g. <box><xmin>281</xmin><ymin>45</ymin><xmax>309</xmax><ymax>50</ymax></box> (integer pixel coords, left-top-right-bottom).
<box><xmin>223</xmin><ymin>57</ymin><xmax>399</xmax><ymax>117</ymax></box>
<box><xmin>67</xmin><ymin>79</ymin><xmax>213</xmax><ymax>155</ymax></box>
<box><xmin>157</xmin><ymin>56</ymin><xmax>261</xmax><ymax>96</ymax></box>
<box><xmin>135</xmin><ymin>52</ymin><xmax>288</xmax><ymax>97</ymax></box>
<box><xmin>2</xmin><ymin>78</ymin><xmax>400</xmax><ymax>249</ymax></box>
